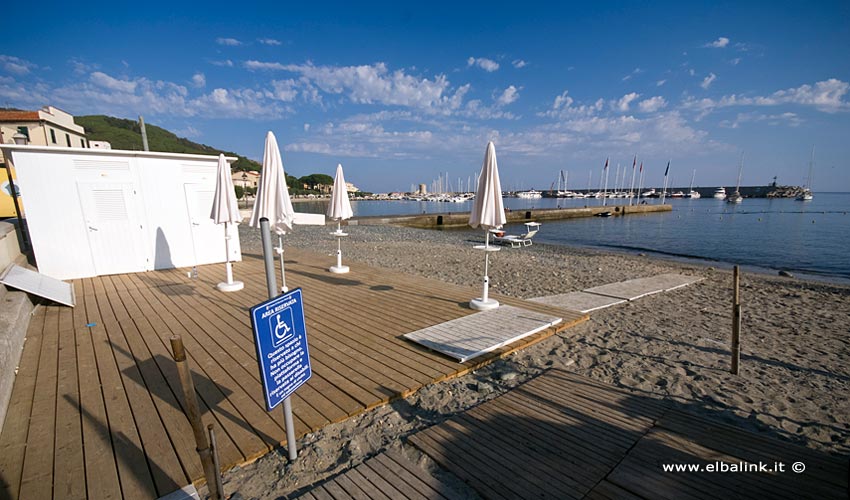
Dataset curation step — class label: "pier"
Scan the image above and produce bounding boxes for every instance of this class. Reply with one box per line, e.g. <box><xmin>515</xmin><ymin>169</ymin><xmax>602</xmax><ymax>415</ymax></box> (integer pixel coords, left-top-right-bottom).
<box><xmin>351</xmin><ymin>203</ymin><xmax>672</xmax><ymax>229</ymax></box>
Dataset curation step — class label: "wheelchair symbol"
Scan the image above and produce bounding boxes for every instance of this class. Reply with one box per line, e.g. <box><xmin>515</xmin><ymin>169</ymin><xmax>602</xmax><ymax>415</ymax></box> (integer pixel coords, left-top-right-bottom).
<box><xmin>269</xmin><ymin>308</ymin><xmax>295</xmax><ymax>347</ymax></box>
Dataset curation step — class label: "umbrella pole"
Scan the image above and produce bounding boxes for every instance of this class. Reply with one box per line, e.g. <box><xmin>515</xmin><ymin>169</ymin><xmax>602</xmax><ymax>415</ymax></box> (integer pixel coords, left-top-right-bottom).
<box><xmin>482</xmin><ymin>231</ymin><xmax>490</xmax><ymax>302</ymax></box>
<box><xmin>216</xmin><ymin>223</ymin><xmax>244</xmax><ymax>292</ymax></box>
<box><xmin>260</xmin><ymin>218</ymin><xmax>298</xmax><ymax>461</ymax></box>
<box><xmin>277</xmin><ymin>235</ymin><xmax>288</xmax><ymax>293</ymax></box>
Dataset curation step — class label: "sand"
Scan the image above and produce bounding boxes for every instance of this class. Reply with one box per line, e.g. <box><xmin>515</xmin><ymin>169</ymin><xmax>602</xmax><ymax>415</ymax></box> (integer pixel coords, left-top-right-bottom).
<box><xmin>213</xmin><ymin>223</ymin><xmax>849</xmax><ymax>499</ymax></box>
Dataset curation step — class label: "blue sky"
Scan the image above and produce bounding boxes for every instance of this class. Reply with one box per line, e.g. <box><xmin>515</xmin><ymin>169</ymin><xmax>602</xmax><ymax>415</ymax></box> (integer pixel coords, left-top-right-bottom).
<box><xmin>2</xmin><ymin>1</ymin><xmax>849</xmax><ymax>192</ymax></box>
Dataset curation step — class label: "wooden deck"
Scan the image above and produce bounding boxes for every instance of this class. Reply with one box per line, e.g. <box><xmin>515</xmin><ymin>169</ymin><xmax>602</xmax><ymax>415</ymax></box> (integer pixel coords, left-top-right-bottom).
<box><xmin>409</xmin><ymin>369</ymin><xmax>848</xmax><ymax>499</ymax></box>
<box><xmin>306</xmin><ymin>370</ymin><xmax>849</xmax><ymax>499</ymax></box>
<box><xmin>0</xmin><ymin>248</ymin><xmax>586</xmax><ymax>499</ymax></box>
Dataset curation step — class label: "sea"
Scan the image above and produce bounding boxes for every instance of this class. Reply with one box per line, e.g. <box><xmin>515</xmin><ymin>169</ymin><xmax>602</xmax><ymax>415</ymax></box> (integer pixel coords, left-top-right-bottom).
<box><xmin>294</xmin><ymin>193</ymin><xmax>850</xmax><ymax>284</ymax></box>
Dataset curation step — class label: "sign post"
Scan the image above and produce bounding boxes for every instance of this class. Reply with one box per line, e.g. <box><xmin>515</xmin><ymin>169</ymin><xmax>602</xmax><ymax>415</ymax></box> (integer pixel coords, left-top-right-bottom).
<box><xmin>250</xmin><ymin>287</ymin><xmax>312</xmax><ymax>461</ymax></box>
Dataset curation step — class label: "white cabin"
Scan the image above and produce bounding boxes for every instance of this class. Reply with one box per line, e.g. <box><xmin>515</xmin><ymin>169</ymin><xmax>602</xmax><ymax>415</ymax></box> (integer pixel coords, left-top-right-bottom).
<box><xmin>0</xmin><ymin>145</ymin><xmax>241</xmax><ymax>280</ymax></box>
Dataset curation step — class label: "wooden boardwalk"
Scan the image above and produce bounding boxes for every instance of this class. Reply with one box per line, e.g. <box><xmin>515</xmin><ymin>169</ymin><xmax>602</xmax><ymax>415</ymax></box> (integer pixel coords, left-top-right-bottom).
<box><xmin>0</xmin><ymin>248</ymin><xmax>586</xmax><ymax>499</ymax></box>
<box><xmin>306</xmin><ymin>370</ymin><xmax>849</xmax><ymax>499</ymax></box>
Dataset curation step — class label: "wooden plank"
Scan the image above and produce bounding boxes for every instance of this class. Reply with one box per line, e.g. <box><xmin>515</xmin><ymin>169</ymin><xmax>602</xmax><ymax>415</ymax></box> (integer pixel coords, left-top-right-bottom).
<box><xmin>408</xmin><ymin>428</ymin><xmax>515</xmax><ymax>500</ymax></box>
<box><xmin>345</xmin><ymin>463</ymin><xmax>397</xmax><ymax>500</ymax></box>
<box><xmin>17</xmin><ymin>306</ymin><xmax>60</xmax><ymax>500</ymax></box>
<box><xmin>332</xmin><ymin>472</ymin><xmax>371</xmax><ymax>498</ymax></box>
<box><xmin>0</xmin><ymin>307</ymin><xmax>45</xmax><ymax>499</ymax></box>
<box><xmin>52</xmin><ymin>312</ymin><xmax>85</xmax><ymax>500</ymax></box>
<box><xmin>584</xmin><ymin>479</ymin><xmax>647</xmax><ymax>500</ymax></box>
<box><xmin>364</xmin><ymin>455</ymin><xmax>433</xmax><ymax>500</ymax></box>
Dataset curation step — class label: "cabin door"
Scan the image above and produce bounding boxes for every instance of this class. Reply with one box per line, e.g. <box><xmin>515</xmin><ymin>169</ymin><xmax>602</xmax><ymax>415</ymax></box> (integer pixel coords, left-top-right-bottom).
<box><xmin>183</xmin><ymin>184</ymin><xmax>227</xmax><ymax>266</ymax></box>
<box><xmin>77</xmin><ymin>182</ymin><xmax>149</xmax><ymax>276</ymax></box>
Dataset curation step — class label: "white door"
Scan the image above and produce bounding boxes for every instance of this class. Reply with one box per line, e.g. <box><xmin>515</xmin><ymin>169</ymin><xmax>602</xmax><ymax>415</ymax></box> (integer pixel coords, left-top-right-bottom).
<box><xmin>78</xmin><ymin>182</ymin><xmax>149</xmax><ymax>276</ymax></box>
<box><xmin>184</xmin><ymin>184</ymin><xmax>226</xmax><ymax>265</ymax></box>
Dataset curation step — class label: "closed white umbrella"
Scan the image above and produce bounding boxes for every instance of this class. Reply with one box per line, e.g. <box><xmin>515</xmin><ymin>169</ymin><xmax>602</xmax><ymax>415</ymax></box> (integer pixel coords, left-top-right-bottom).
<box><xmin>248</xmin><ymin>131</ymin><xmax>300</xmax><ymax>462</ymax></box>
<box><xmin>469</xmin><ymin>141</ymin><xmax>506</xmax><ymax>310</ymax></box>
<box><xmin>250</xmin><ymin>131</ymin><xmax>296</xmax><ymax>292</ymax></box>
<box><xmin>210</xmin><ymin>154</ymin><xmax>244</xmax><ymax>291</ymax></box>
<box><xmin>327</xmin><ymin>163</ymin><xmax>353</xmax><ymax>273</ymax></box>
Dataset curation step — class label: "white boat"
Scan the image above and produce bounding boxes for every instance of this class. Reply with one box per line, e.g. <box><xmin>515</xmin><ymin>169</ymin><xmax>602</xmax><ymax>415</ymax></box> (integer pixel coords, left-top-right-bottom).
<box><xmin>516</xmin><ymin>189</ymin><xmax>542</xmax><ymax>199</ymax></box>
<box><xmin>686</xmin><ymin>169</ymin><xmax>701</xmax><ymax>198</ymax></box>
<box><xmin>641</xmin><ymin>188</ymin><xmax>657</xmax><ymax>197</ymax></box>
<box><xmin>713</xmin><ymin>187</ymin><xmax>727</xmax><ymax>199</ymax></box>
<box><xmin>727</xmin><ymin>152</ymin><xmax>744</xmax><ymax>204</ymax></box>
<box><xmin>796</xmin><ymin>146</ymin><xmax>814</xmax><ymax>201</ymax></box>
<box><xmin>670</xmin><ymin>191</ymin><xmax>685</xmax><ymax>198</ymax></box>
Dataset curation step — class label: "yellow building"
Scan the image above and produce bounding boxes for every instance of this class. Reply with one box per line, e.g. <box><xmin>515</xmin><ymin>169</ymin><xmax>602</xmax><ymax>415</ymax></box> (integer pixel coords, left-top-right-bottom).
<box><xmin>0</xmin><ymin>106</ymin><xmax>88</xmax><ymax>217</ymax></box>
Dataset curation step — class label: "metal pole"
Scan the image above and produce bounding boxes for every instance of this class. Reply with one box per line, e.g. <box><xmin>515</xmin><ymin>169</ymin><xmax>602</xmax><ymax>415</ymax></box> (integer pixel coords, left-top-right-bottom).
<box><xmin>277</xmin><ymin>235</ymin><xmax>288</xmax><ymax>293</ymax></box>
<box><xmin>482</xmin><ymin>231</ymin><xmax>490</xmax><ymax>303</ymax></box>
<box><xmin>224</xmin><ymin>224</ymin><xmax>234</xmax><ymax>285</ymax></box>
<box><xmin>259</xmin><ymin>218</ymin><xmax>297</xmax><ymax>460</ymax></box>
<box><xmin>169</xmin><ymin>336</ymin><xmax>221</xmax><ymax>500</ymax></box>
<box><xmin>731</xmin><ymin>266</ymin><xmax>741</xmax><ymax>375</ymax></box>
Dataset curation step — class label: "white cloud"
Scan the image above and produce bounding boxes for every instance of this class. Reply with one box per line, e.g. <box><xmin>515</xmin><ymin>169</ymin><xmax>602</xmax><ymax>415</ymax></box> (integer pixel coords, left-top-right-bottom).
<box><xmin>244</xmin><ymin>60</ymin><xmax>288</xmax><ymax>71</ymax></box>
<box><xmin>0</xmin><ymin>55</ymin><xmax>36</xmax><ymax>75</ymax></box>
<box><xmin>192</xmin><ymin>73</ymin><xmax>206</xmax><ymax>88</ymax></box>
<box><xmin>656</xmin><ymin>79</ymin><xmax>667</xmax><ymax>87</ymax></box>
<box><xmin>496</xmin><ymin>85</ymin><xmax>520</xmax><ymax>106</ymax></box>
<box><xmin>615</xmin><ymin>92</ymin><xmax>640</xmax><ymax>112</ymax></box>
<box><xmin>216</xmin><ymin>37</ymin><xmax>242</xmax><ymax>46</ymax></box>
<box><xmin>552</xmin><ymin>90</ymin><xmax>573</xmax><ymax>110</ymax></box>
<box><xmin>467</xmin><ymin>57</ymin><xmax>499</xmax><ymax>72</ymax></box>
<box><xmin>704</xmin><ymin>37</ymin><xmax>730</xmax><ymax>48</ymax></box>
<box><xmin>720</xmin><ymin>111</ymin><xmax>803</xmax><ymax>129</ymax></box>
<box><xmin>688</xmin><ymin>69</ymin><xmax>696</xmax><ymax>76</ymax></box>
<box><xmin>622</xmin><ymin>68</ymin><xmax>643</xmax><ymax>82</ymax></box>
<box><xmin>210</xmin><ymin>59</ymin><xmax>234</xmax><ymax>67</ymax></box>
<box><xmin>730</xmin><ymin>58</ymin><xmax>741</xmax><ymax>65</ymax></box>
<box><xmin>701</xmin><ymin>73</ymin><xmax>717</xmax><ymax>89</ymax></box>
<box><xmin>174</xmin><ymin>125</ymin><xmax>202</xmax><ymax>138</ymax></box>
<box><xmin>281</xmin><ymin>62</ymin><xmax>468</xmax><ymax>113</ymax></box>
<box><xmin>90</xmin><ymin>71</ymin><xmax>138</xmax><ymax>93</ymax></box>
<box><xmin>270</xmin><ymin>79</ymin><xmax>298</xmax><ymax>102</ymax></box>
<box><xmin>683</xmin><ymin>78</ymin><xmax>850</xmax><ymax>115</ymax></box>
<box><xmin>258</xmin><ymin>38</ymin><xmax>282</xmax><ymax>46</ymax></box>
<box><xmin>303</xmin><ymin>123</ymin><xmax>310</xmax><ymax>132</ymax></box>
<box><xmin>638</xmin><ymin>96</ymin><xmax>667</xmax><ymax>113</ymax></box>
<box><xmin>512</xmin><ymin>59</ymin><xmax>527</xmax><ymax>69</ymax></box>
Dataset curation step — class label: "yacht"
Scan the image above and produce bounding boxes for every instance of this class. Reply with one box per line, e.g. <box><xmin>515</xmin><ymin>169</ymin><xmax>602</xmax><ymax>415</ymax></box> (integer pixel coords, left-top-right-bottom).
<box><xmin>796</xmin><ymin>146</ymin><xmax>815</xmax><ymax>201</ymax></box>
<box><xmin>670</xmin><ymin>191</ymin><xmax>685</xmax><ymax>198</ymax></box>
<box><xmin>516</xmin><ymin>189</ymin><xmax>543</xmax><ymax>199</ymax></box>
<box><xmin>713</xmin><ymin>187</ymin><xmax>727</xmax><ymax>199</ymax></box>
<box><xmin>641</xmin><ymin>188</ymin><xmax>657</xmax><ymax>198</ymax></box>
<box><xmin>726</xmin><ymin>152</ymin><xmax>745</xmax><ymax>204</ymax></box>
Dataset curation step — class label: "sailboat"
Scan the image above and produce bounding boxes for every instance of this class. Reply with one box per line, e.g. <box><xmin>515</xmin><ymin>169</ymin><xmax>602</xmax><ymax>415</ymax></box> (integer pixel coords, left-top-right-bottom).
<box><xmin>796</xmin><ymin>146</ymin><xmax>814</xmax><ymax>201</ymax></box>
<box><xmin>686</xmin><ymin>169</ymin><xmax>701</xmax><ymax>198</ymax></box>
<box><xmin>727</xmin><ymin>152</ymin><xmax>744</xmax><ymax>204</ymax></box>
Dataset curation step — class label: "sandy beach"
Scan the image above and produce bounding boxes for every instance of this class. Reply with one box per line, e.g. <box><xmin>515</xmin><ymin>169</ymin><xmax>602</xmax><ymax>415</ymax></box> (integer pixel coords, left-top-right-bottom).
<box><xmin>218</xmin><ymin>222</ymin><xmax>850</xmax><ymax>498</ymax></box>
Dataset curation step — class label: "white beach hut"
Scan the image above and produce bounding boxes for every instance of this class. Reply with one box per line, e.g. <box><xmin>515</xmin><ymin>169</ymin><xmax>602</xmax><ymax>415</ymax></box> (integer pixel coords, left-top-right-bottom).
<box><xmin>0</xmin><ymin>144</ymin><xmax>241</xmax><ymax>280</ymax></box>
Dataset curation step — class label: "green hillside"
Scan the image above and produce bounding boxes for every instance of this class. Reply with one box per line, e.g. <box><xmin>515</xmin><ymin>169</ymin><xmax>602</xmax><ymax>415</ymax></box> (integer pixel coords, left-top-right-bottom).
<box><xmin>76</xmin><ymin>115</ymin><xmax>261</xmax><ymax>172</ymax></box>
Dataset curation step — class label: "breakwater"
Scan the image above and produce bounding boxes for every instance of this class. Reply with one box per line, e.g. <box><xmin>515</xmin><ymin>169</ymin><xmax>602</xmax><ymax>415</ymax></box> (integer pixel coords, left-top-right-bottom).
<box><xmin>350</xmin><ymin>203</ymin><xmax>671</xmax><ymax>229</ymax></box>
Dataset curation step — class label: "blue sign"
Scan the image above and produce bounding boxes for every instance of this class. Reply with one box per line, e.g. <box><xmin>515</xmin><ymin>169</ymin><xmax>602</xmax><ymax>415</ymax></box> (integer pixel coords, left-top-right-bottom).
<box><xmin>250</xmin><ymin>288</ymin><xmax>312</xmax><ymax>411</ymax></box>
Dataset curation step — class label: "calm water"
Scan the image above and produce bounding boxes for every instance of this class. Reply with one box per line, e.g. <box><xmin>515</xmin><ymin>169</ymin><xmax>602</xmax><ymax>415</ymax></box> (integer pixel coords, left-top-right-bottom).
<box><xmin>295</xmin><ymin>193</ymin><xmax>850</xmax><ymax>282</ymax></box>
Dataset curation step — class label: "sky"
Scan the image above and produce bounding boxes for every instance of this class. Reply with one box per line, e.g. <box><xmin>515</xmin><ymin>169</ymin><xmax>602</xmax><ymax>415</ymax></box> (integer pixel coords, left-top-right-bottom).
<box><xmin>2</xmin><ymin>1</ymin><xmax>849</xmax><ymax>193</ymax></box>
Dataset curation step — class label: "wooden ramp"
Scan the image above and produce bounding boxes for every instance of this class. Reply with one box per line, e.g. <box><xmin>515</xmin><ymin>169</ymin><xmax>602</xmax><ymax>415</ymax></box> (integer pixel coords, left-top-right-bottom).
<box><xmin>405</xmin><ymin>370</ymin><xmax>848</xmax><ymax>499</ymax></box>
<box><xmin>403</xmin><ymin>305</ymin><xmax>562</xmax><ymax>362</ymax></box>
<box><xmin>583</xmin><ymin>273</ymin><xmax>703</xmax><ymax>301</ymax></box>
<box><xmin>0</xmin><ymin>248</ymin><xmax>586</xmax><ymax>499</ymax></box>
<box><xmin>530</xmin><ymin>291</ymin><xmax>626</xmax><ymax>313</ymax></box>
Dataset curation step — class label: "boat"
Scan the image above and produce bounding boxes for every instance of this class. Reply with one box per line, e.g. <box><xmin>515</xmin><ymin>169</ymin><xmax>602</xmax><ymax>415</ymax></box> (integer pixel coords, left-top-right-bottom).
<box><xmin>796</xmin><ymin>146</ymin><xmax>814</xmax><ymax>201</ymax></box>
<box><xmin>670</xmin><ymin>191</ymin><xmax>685</xmax><ymax>198</ymax></box>
<box><xmin>594</xmin><ymin>211</ymin><xmax>612</xmax><ymax>217</ymax></box>
<box><xmin>727</xmin><ymin>152</ymin><xmax>744</xmax><ymax>204</ymax></box>
<box><xmin>686</xmin><ymin>170</ymin><xmax>701</xmax><ymax>198</ymax></box>
<box><xmin>641</xmin><ymin>188</ymin><xmax>657</xmax><ymax>198</ymax></box>
<box><xmin>713</xmin><ymin>187</ymin><xmax>727</xmax><ymax>199</ymax></box>
<box><xmin>516</xmin><ymin>189</ymin><xmax>542</xmax><ymax>199</ymax></box>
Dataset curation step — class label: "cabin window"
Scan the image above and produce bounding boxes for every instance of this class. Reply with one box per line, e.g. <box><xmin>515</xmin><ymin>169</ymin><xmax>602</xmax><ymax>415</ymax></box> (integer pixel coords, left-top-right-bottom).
<box><xmin>65</xmin><ymin>133</ymin><xmax>71</xmax><ymax>147</ymax></box>
<box><xmin>16</xmin><ymin>126</ymin><xmax>29</xmax><ymax>140</ymax></box>
<box><xmin>50</xmin><ymin>129</ymin><xmax>57</xmax><ymax>143</ymax></box>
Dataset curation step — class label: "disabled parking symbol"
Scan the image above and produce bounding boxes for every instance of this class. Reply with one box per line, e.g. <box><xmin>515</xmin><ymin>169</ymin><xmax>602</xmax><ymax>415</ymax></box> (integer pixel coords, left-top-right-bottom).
<box><xmin>269</xmin><ymin>307</ymin><xmax>295</xmax><ymax>347</ymax></box>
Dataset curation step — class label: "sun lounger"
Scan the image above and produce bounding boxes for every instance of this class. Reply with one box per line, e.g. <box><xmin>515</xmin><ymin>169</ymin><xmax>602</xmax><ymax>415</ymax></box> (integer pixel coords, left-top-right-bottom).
<box><xmin>494</xmin><ymin>222</ymin><xmax>540</xmax><ymax>247</ymax></box>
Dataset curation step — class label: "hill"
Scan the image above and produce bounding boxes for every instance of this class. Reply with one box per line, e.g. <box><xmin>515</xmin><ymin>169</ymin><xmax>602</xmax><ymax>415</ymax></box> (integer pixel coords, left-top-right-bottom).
<box><xmin>76</xmin><ymin>115</ymin><xmax>261</xmax><ymax>172</ymax></box>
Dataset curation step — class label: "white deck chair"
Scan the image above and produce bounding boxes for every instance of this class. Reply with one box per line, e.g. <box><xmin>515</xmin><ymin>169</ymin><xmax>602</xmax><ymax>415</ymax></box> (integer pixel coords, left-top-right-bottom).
<box><xmin>494</xmin><ymin>222</ymin><xmax>541</xmax><ymax>247</ymax></box>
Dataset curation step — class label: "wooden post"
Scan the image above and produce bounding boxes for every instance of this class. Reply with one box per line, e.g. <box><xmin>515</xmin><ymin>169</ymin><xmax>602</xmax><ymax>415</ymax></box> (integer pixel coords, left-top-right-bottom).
<box><xmin>731</xmin><ymin>266</ymin><xmax>741</xmax><ymax>375</ymax></box>
<box><xmin>170</xmin><ymin>335</ymin><xmax>223</xmax><ymax>500</ymax></box>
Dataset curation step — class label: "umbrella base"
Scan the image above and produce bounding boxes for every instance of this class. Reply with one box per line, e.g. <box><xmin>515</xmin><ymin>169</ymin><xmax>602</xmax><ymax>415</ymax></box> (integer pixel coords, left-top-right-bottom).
<box><xmin>470</xmin><ymin>298</ymin><xmax>499</xmax><ymax>310</ymax></box>
<box><xmin>329</xmin><ymin>265</ymin><xmax>350</xmax><ymax>274</ymax></box>
<box><xmin>216</xmin><ymin>281</ymin><xmax>244</xmax><ymax>292</ymax></box>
